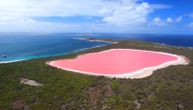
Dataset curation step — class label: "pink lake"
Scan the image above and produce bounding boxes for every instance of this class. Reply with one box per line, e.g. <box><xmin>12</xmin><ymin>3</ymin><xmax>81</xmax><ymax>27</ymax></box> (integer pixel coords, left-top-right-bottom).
<box><xmin>48</xmin><ymin>49</ymin><xmax>180</xmax><ymax>77</ymax></box>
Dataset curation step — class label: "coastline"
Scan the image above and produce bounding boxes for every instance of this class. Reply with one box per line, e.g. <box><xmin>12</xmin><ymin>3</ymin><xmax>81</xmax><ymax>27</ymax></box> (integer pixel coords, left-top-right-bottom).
<box><xmin>0</xmin><ymin>59</ymin><xmax>27</xmax><ymax>64</ymax></box>
<box><xmin>0</xmin><ymin>38</ymin><xmax>113</xmax><ymax>64</ymax></box>
<box><xmin>1</xmin><ymin>38</ymin><xmax>193</xmax><ymax>109</ymax></box>
<box><xmin>73</xmin><ymin>37</ymin><xmax>118</xmax><ymax>44</ymax></box>
<box><xmin>0</xmin><ymin>37</ymin><xmax>191</xmax><ymax>65</ymax></box>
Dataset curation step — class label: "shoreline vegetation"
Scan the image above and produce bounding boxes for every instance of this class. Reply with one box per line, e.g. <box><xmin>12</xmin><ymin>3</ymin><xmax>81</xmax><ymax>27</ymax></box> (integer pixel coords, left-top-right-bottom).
<box><xmin>0</xmin><ymin>38</ymin><xmax>193</xmax><ymax>110</ymax></box>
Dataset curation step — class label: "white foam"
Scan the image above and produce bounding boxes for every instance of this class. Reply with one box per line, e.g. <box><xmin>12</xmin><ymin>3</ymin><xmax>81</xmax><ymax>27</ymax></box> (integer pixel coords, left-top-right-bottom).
<box><xmin>0</xmin><ymin>59</ymin><xmax>27</xmax><ymax>64</ymax></box>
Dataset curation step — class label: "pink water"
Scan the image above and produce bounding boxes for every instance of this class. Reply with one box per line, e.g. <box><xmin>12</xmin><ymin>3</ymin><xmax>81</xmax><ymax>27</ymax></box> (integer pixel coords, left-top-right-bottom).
<box><xmin>49</xmin><ymin>49</ymin><xmax>178</xmax><ymax>75</ymax></box>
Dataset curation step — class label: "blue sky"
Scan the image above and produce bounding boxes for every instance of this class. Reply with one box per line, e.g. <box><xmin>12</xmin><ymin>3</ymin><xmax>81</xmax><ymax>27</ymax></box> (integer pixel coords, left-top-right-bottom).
<box><xmin>0</xmin><ymin>0</ymin><xmax>193</xmax><ymax>34</ymax></box>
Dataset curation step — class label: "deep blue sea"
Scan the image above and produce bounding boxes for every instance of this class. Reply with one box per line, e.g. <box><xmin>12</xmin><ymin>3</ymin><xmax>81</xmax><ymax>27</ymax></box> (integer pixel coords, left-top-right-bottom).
<box><xmin>91</xmin><ymin>33</ymin><xmax>193</xmax><ymax>47</ymax></box>
<box><xmin>0</xmin><ymin>33</ymin><xmax>193</xmax><ymax>63</ymax></box>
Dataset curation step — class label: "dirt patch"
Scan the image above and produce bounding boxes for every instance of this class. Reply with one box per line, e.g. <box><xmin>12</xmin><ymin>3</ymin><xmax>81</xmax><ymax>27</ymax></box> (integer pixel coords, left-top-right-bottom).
<box><xmin>11</xmin><ymin>100</ymin><xmax>25</xmax><ymax>110</ymax></box>
<box><xmin>20</xmin><ymin>78</ymin><xmax>43</xmax><ymax>86</ymax></box>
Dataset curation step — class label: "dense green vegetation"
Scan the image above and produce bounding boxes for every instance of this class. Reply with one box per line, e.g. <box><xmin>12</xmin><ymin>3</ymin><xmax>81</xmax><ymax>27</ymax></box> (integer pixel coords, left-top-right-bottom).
<box><xmin>0</xmin><ymin>40</ymin><xmax>193</xmax><ymax>110</ymax></box>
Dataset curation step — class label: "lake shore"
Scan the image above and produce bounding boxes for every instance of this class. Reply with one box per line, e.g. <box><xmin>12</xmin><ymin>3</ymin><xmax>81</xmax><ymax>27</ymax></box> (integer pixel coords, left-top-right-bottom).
<box><xmin>47</xmin><ymin>48</ymin><xmax>189</xmax><ymax>79</ymax></box>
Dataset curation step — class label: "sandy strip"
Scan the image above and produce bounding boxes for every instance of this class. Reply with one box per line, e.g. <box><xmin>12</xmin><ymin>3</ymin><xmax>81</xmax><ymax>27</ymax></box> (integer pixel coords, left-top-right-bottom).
<box><xmin>73</xmin><ymin>37</ymin><xmax>118</xmax><ymax>44</ymax></box>
<box><xmin>47</xmin><ymin>49</ymin><xmax>189</xmax><ymax>79</ymax></box>
<box><xmin>0</xmin><ymin>59</ymin><xmax>27</xmax><ymax>64</ymax></box>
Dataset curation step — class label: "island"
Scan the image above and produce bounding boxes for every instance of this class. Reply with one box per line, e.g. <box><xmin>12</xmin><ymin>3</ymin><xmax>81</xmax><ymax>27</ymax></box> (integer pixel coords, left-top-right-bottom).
<box><xmin>0</xmin><ymin>39</ymin><xmax>193</xmax><ymax>110</ymax></box>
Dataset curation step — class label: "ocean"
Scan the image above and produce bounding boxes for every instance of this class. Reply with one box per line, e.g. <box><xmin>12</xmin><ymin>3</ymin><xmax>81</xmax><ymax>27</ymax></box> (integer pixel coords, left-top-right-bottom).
<box><xmin>0</xmin><ymin>33</ymin><xmax>193</xmax><ymax>63</ymax></box>
<box><xmin>90</xmin><ymin>33</ymin><xmax>193</xmax><ymax>48</ymax></box>
<box><xmin>0</xmin><ymin>33</ymin><xmax>110</xmax><ymax>63</ymax></box>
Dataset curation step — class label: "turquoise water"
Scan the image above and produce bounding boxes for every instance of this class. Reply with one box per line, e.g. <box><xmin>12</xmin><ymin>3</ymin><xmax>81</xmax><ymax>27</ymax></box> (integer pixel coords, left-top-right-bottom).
<box><xmin>0</xmin><ymin>33</ymin><xmax>110</xmax><ymax>63</ymax></box>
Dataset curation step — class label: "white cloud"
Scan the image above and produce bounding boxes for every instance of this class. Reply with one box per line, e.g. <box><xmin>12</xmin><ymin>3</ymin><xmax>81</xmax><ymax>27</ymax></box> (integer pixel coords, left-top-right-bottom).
<box><xmin>166</xmin><ymin>17</ymin><xmax>173</xmax><ymax>23</ymax></box>
<box><xmin>152</xmin><ymin>17</ymin><xmax>166</xmax><ymax>26</ymax></box>
<box><xmin>0</xmin><ymin>21</ymin><xmax>69</xmax><ymax>33</ymax></box>
<box><xmin>0</xmin><ymin>0</ymin><xmax>174</xmax><ymax>32</ymax></box>
<box><xmin>0</xmin><ymin>0</ymin><xmax>102</xmax><ymax>17</ymax></box>
<box><xmin>0</xmin><ymin>17</ymin><xmax>36</xmax><ymax>25</ymax></box>
<box><xmin>1</xmin><ymin>0</ymin><xmax>154</xmax><ymax>26</ymax></box>
<box><xmin>151</xmin><ymin>16</ymin><xmax>182</xmax><ymax>26</ymax></box>
<box><xmin>99</xmin><ymin>0</ymin><xmax>152</xmax><ymax>25</ymax></box>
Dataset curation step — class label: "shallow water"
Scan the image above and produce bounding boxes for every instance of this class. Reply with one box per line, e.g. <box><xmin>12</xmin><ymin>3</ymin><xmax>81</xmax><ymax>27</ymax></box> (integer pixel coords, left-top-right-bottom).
<box><xmin>0</xmin><ymin>33</ymin><xmax>110</xmax><ymax>63</ymax></box>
